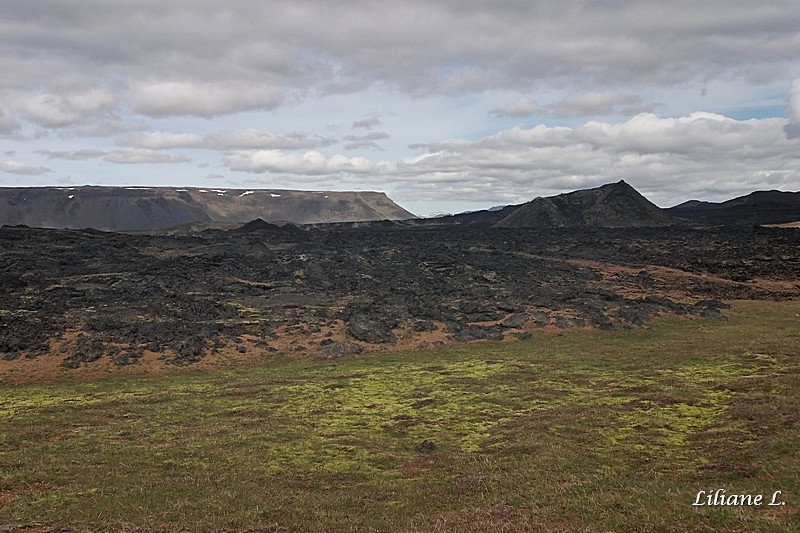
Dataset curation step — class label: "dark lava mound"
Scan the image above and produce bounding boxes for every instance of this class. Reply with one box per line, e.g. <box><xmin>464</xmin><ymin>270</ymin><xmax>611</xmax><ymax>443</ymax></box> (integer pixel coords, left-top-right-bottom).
<box><xmin>495</xmin><ymin>181</ymin><xmax>679</xmax><ymax>228</ymax></box>
<box><xmin>234</xmin><ymin>218</ymin><xmax>302</xmax><ymax>234</ymax></box>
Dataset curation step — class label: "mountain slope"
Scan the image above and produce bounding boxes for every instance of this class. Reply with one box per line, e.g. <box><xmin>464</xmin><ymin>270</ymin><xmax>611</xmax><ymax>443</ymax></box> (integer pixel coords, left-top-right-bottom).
<box><xmin>495</xmin><ymin>181</ymin><xmax>677</xmax><ymax>228</ymax></box>
<box><xmin>411</xmin><ymin>204</ymin><xmax>520</xmax><ymax>226</ymax></box>
<box><xmin>0</xmin><ymin>187</ymin><xmax>415</xmax><ymax>231</ymax></box>
<box><xmin>668</xmin><ymin>190</ymin><xmax>800</xmax><ymax>225</ymax></box>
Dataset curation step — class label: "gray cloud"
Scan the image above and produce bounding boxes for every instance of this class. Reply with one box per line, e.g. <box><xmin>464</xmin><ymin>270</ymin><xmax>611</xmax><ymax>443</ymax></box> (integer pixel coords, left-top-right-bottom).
<box><xmin>0</xmin><ymin>107</ymin><xmax>20</xmax><ymax>134</ymax></box>
<box><xmin>492</xmin><ymin>93</ymin><xmax>656</xmax><ymax>119</ymax></box>
<box><xmin>1</xmin><ymin>1</ymin><xmax>799</xmax><ymax>209</ymax></box>
<box><xmin>74</xmin><ymin>119</ymin><xmax>149</xmax><ymax>138</ymax></box>
<box><xmin>548</xmin><ymin>92</ymin><xmax>655</xmax><ymax>118</ymax></box>
<box><xmin>204</xmin><ymin>130</ymin><xmax>336</xmax><ymax>150</ymax></box>
<box><xmin>343</xmin><ymin>131</ymin><xmax>390</xmax><ymax>150</ymax></box>
<box><xmin>785</xmin><ymin>79</ymin><xmax>800</xmax><ymax>139</ymax></box>
<box><xmin>4</xmin><ymin>1</ymin><xmax>798</xmax><ymax>119</ymax></box>
<box><xmin>117</xmin><ymin>129</ymin><xmax>336</xmax><ymax>151</ymax></box>
<box><xmin>490</xmin><ymin>97</ymin><xmax>541</xmax><ymax>118</ymax></box>
<box><xmin>37</xmin><ymin>149</ymin><xmax>107</xmax><ymax>160</ymax></box>
<box><xmin>352</xmin><ymin>115</ymin><xmax>383</xmax><ymax>130</ymax></box>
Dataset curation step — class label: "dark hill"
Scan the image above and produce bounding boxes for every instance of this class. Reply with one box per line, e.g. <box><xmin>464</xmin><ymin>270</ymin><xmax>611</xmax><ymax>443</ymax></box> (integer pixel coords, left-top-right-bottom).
<box><xmin>495</xmin><ymin>181</ymin><xmax>678</xmax><ymax>228</ymax></box>
<box><xmin>234</xmin><ymin>218</ymin><xmax>303</xmax><ymax>234</ymax></box>
<box><xmin>0</xmin><ymin>187</ymin><xmax>415</xmax><ymax>231</ymax></box>
<box><xmin>411</xmin><ymin>204</ymin><xmax>520</xmax><ymax>227</ymax></box>
<box><xmin>667</xmin><ymin>190</ymin><xmax>800</xmax><ymax>225</ymax></box>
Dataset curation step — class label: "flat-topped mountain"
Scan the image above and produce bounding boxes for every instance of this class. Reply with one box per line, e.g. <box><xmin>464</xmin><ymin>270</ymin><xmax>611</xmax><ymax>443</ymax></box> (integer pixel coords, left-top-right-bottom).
<box><xmin>495</xmin><ymin>180</ymin><xmax>678</xmax><ymax>228</ymax></box>
<box><xmin>0</xmin><ymin>186</ymin><xmax>415</xmax><ymax>231</ymax></box>
<box><xmin>667</xmin><ymin>190</ymin><xmax>800</xmax><ymax>226</ymax></box>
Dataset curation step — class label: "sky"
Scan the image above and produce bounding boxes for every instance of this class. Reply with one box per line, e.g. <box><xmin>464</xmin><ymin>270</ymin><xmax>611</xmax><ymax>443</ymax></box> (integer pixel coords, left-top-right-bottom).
<box><xmin>1</xmin><ymin>1</ymin><xmax>799</xmax><ymax>216</ymax></box>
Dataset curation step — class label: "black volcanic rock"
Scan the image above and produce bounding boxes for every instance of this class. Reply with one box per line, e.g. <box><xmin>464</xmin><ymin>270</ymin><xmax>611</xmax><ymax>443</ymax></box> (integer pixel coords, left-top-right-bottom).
<box><xmin>668</xmin><ymin>190</ymin><xmax>800</xmax><ymax>226</ymax></box>
<box><xmin>0</xmin><ymin>186</ymin><xmax>415</xmax><ymax>231</ymax></box>
<box><xmin>414</xmin><ymin>204</ymin><xmax>520</xmax><ymax>226</ymax></box>
<box><xmin>1</xmin><ymin>221</ymin><xmax>799</xmax><ymax>372</ymax></box>
<box><xmin>495</xmin><ymin>181</ymin><xmax>677</xmax><ymax>228</ymax></box>
<box><xmin>347</xmin><ymin>313</ymin><xmax>397</xmax><ymax>344</ymax></box>
<box><xmin>234</xmin><ymin>218</ymin><xmax>303</xmax><ymax>234</ymax></box>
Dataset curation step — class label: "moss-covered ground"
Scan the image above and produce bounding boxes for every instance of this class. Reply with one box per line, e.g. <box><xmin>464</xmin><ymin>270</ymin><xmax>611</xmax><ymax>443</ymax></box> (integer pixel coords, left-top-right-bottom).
<box><xmin>1</xmin><ymin>300</ymin><xmax>798</xmax><ymax>531</ymax></box>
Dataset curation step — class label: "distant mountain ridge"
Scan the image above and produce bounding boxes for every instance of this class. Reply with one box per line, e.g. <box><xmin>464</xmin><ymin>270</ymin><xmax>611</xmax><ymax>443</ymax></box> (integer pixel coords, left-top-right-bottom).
<box><xmin>0</xmin><ymin>186</ymin><xmax>415</xmax><ymax>231</ymax></box>
<box><xmin>667</xmin><ymin>190</ymin><xmax>800</xmax><ymax>225</ymax></box>
<box><xmin>495</xmin><ymin>180</ymin><xmax>678</xmax><ymax>228</ymax></box>
<box><xmin>415</xmin><ymin>182</ymin><xmax>799</xmax><ymax>229</ymax></box>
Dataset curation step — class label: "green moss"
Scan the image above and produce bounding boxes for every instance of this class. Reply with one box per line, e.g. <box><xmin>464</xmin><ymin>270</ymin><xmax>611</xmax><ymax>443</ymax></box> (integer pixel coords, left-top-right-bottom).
<box><xmin>1</xmin><ymin>301</ymin><xmax>799</xmax><ymax>531</ymax></box>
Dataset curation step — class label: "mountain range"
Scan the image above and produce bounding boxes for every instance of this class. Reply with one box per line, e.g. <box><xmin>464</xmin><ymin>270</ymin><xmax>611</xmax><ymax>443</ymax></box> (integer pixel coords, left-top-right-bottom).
<box><xmin>0</xmin><ymin>186</ymin><xmax>415</xmax><ymax>231</ymax></box>
<box><xmin>418</xmin><ymin>182</ymin><xmax>798</xmax><ymax>229</ymax></box>
<box><xmin>1</xmin><ymin>182</ymin><xmax>798</xmax><ymax>232</ymax></box>
<box><xmin>666</xmin><ymin>190</ymin><xmax>800</xmax><ymax>226</ymax></box>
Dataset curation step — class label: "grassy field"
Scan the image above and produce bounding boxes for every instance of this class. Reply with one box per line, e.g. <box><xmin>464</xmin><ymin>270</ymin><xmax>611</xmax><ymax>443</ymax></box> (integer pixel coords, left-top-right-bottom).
<box><xmin>1</xmin><ymin>300</ymin><xmax>798</xmax><ymax>532</ymax></box>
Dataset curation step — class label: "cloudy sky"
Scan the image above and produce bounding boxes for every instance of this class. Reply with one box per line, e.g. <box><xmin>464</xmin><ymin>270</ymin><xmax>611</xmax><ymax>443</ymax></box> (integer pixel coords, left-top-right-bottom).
<box><xmin>2</xmin><ymin>1</ymin><xmax>799</xmax><ymax>214</ymax></box>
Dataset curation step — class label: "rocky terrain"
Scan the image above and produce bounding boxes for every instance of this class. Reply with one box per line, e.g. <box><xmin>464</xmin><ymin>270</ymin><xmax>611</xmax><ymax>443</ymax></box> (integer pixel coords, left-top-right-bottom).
<box><xmin>2</xmin><ymin>180</ymin><xmax>798</xmax><ymax>381</ymax></box>
<box><xmin>1</xmin><ymin>220</ymin><xmax>798</xmax><ymax>381</ymax></box>
<box><xmin>0</xmin><ymin>186</ymin><xmax>415</xmax><ymax>231</ymax></box>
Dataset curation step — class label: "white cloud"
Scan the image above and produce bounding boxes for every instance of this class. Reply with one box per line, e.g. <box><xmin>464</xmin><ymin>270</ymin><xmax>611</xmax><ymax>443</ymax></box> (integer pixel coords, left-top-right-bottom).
<box><xmin>128</xmin><ymin>81</ymin><xmax>283</xmax><ymax>117</ymax></box>
<box><xmin>224</xmin><ymin>150</ymin><xmax>374</xmax><ymax>175</ymax></box>
<box><xmin>216</xmin><ymin>113</ymin><xmax>800</xmax><ymax>205</ymax></box>
<box><xmin>16</xmin><ymin>88</ymin><xmax>116</xmax><ymax>128</ymax></box>
<box><xmin>575</xmin><ymin>112</ymin><xmax>781</xmax><ymax>156</ymax></box>
<box><xmin>204</xmin><ymin>130</ymin><xmax>336</xmax><ymax>150</ymax></box>
<box><xmin>117</xmin><ymin>131</ymin><xmax>204</xmax><ymax>149</ymax></box>
<box><xmin>1</xmin><ymin>160</ymin><xmax>51</xmax><ymax>175</ymax></box>
<box><xmin>490</xmin><ymin>97</ymin><xmax>541</xmax><ymax>118</ymax></box>
<box><xmin>392</xmin><ymin>112</ymin><xmax>800</xmax><ymax>205</ymax></box>
<box><xmin>269</xmin><ymin>112</ymin><xmax>796</xmax><ymax>207</ymax></box>
<box><xmin>103</xmin><ymin>149</ymin><xmax>188</xmax><ymax>164</ymax></box>
<box><xmin>5</xmin><ymin>108</ymin><xmax>799</xmax><ymax>209</ymax></box>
